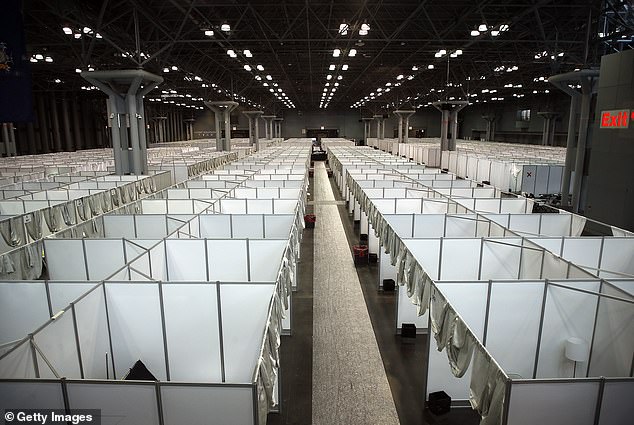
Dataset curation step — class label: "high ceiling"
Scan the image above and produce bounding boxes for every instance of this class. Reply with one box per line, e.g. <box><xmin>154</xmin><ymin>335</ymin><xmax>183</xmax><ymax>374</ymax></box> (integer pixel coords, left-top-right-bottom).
<box><xmin>24</xmin><ymin>0</ymin><xmax>634</xmax><ymax>114</ymax></box>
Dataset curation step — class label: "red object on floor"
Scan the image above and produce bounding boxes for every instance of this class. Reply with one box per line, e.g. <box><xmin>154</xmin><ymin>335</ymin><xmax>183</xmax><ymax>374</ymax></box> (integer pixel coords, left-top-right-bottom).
<box><xmin>304</xmin><ymin>214</ymin><xmax>316</xmax><ymax>228</ymax></box>
<box><xmin>353</xmin><ymin>245</ymin><xmax>369</xmax><ymax>265</ymax></box>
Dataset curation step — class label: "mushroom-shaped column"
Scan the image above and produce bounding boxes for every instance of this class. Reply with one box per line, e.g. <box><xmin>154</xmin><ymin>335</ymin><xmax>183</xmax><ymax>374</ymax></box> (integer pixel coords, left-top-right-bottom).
<box><xmin>432</xmin><ymin>101</ymin><xmax>468</xmax><ymax>152</ymax></box>
<box><xmin>261</xmin><ymin>115</ymin><xmax>276</xmax><ymax>140</ymax></box>
<box><xmin>537</xmin><ymin>112</ymin><xmax>559</xmax><ymax>146</ymax></box>
<box><xmin>81</xmin><ymin>69</ymin><xmax>163</xmax><ymax>175</ymax></box>
<box><xmin>184</xmin><ymin>118</ymin><xmax>195</xmax><ymax>140</ymax></box>
<box><xmin>274</xmin><ymin>117</ymin><xmax>284</xmax><ymax>140</ymax></box>
<box><xmin>393</xmin><ymin>110</ymin><xmax>416</xmax><ymax>144</ymax></box>
<box><xmin>482</xmin><ymin>114</ymin><xmax>496</xmax><ymax>141</ymax></box>
<box><xmin>373</xmin><ymin>114</ymin><xmax>386</xmax><ymax>140</ymax></box>
<box><xmin>243</xmin><ymin>110</ymin><xmax>264</xmax><ymax>150</ymax></box>
<box><xmin>361</xmin><ymin>117</ymin><xmax>374</xmax><ymax>145</ymax></box>
<box><xmin>204</xmin><ymin>101</ymin><xmax>239</xmax><ymax>151</ymax></box>
<box><xmin>548</xmin><ymin>70</ymin><xmax>600</xmax><ymax>211</ymax></box>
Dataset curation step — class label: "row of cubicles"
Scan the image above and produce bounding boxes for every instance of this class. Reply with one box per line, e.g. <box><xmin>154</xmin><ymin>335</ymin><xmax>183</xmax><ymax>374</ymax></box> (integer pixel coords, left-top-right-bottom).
<box><xmin>324</xmin><ymin>142</ymin><xmax>633</xmax><ymax>425</ymax></box>
<box><xmin>0</xmin><ymin>141</ymin><xmax>312</xmax><ymax>425</ymax></box>
<box><xmin>367</xmin><ymin>138</ymin><xmax>567</xmax><ymax>196</ymax></box>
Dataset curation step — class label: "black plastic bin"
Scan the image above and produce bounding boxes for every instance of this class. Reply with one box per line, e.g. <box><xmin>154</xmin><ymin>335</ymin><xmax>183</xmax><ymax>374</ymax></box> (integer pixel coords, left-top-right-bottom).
<box><xmin>428</xmin><ymin>391</ymin><xmax>451</xmax><ymax>415</ymax></box>
<box><xmin>383</xmin><ymin>278</ymin><xmax>395</xmax><ymax>291</ymax></box>
<box><xmin>304</xmin><ymin>214</ymin><xmax>316</xmax><ymax>228</ymax></box>
<box><xmin>352</xmin><ymin>245</ymin><xmax>368</xmax><ymax>266</ymax></box>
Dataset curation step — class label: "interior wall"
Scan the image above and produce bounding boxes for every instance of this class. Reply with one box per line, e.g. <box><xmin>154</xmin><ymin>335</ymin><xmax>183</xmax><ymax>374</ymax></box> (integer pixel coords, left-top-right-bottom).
<box><xmin>585</xmin><ymin>49</ymin><xmax>634</xmax><ymax>232</ymax></box>
<box><xmin>280</xmin><ymin>109</ymin><xmax>364</xmax><ymax>140</ymax></box>
<box><xmin>460</xmin><ymin>93</ymin><xmax>572</xmax><ymax>145</ymax></box>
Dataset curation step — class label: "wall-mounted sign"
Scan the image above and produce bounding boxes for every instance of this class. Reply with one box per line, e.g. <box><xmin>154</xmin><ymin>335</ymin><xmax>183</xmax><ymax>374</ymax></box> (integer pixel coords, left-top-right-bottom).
<box><xmin>600</xmin><ymin>109</ymin><xmax>633</xmax><ymax>129</ymax></box>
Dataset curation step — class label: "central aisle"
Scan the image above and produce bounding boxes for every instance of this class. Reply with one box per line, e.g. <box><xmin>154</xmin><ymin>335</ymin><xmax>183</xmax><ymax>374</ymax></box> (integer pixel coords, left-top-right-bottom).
<box><xmin>312</xmin><ymin>162</ymin><xmax>400</xmax><ymax>425</ymax></box>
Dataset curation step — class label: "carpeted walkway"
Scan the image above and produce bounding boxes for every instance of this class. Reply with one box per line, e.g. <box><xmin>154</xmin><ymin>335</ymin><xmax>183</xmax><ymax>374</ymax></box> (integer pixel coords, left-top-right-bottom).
<box><xmin>312</xmin><ymin>162</ymin><xmax>400</xmax><ymax>425</ymax></box>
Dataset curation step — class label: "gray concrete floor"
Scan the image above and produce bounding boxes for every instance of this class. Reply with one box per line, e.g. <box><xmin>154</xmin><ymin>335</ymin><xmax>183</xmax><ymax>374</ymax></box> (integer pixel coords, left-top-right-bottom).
<box><xmin>268</xmin><ymin>161</ymin><xmax>481</xmax><ymax>425</ymax></box>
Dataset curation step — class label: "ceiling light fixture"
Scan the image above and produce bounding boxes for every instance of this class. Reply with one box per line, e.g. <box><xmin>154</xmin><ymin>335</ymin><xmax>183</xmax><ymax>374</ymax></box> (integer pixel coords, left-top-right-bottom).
<box><xmin>204</xmin><ymin>29</ymin><xmax>214</xmax><ymax>36</ymax></box>
<box><xmin>342</xmin><ymin>64</ymin><xmax>349</xmax><ymax>70</ymax></box>
<box><xmin>221</xmin><ymin>23</ymin><xmax>231</xmax><ymax>32</ymax></box>
<box><xmin>339</xmin><ymin>23</ymin><xmax>349</xmax><ymax>35</ymax></box>
<box><xmin>348</xmin><ymin>49</ymin><xmax>357</xmax><ymax>57</ymax></box>
<box><xmin>478</xmin><ymin>24</ymin><xmax>488</xmax><ymax>32</ymax></box>
<box><xmin>471</xmin><ymin>29</ymin><xmax>480</xmax><ymax>37</ymax></box>
<box><xmin>62</xmin><ymin>26</ymin><xmax>72</xmax><ymax>35</ymax></box>
<box><xmin>333</xmin><ymin>48</ymin><xmax>341</xmax><ymax>57</ymax></box>
<box><xmin>244</xmin><ymin>49</ymin><xmax>252</xmax><ymax>57</ymax></box>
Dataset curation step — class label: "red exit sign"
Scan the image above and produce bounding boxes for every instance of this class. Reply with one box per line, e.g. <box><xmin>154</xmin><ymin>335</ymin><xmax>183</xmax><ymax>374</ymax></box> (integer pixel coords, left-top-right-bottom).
<box><xmin>600</xmin><ymin>109</ymin><xmax>633</xmax><ymax>129</ymax></box>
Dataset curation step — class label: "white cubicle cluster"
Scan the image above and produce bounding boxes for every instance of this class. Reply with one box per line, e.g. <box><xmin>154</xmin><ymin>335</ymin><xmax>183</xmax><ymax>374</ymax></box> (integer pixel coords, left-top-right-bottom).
<box><xmin>367</xmin><ymin>138</ymin><xmax>567</xmax><ymax>196</ymax></box>
<box><xmin>0</xmin><ymin>143</ymin><xmax>311</xmax><ymax>425</ymax></box>
<box><xmin>326</xmin><ymin>145</ymin><xmax>633</xmax><ymax>425</ymax></box>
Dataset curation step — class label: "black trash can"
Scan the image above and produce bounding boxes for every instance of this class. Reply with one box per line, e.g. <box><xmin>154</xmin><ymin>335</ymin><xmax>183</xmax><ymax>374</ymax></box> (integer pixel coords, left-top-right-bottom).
<box><xmin>428</xmin><ymin>391</ymin><xmax>451</xmax><ymax>415</ymax></box>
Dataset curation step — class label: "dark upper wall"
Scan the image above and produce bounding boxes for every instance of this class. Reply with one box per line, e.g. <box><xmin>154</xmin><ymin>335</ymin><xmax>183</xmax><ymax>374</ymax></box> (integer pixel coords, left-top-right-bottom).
<box><xmin>190</xmin><ymin>90</ymin><xmax>576</xmax><ymax>144</ymax></box>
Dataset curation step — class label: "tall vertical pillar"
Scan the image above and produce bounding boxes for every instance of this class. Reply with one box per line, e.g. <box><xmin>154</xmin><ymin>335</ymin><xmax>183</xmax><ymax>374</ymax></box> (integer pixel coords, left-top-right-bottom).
<box><xmin>262</xmin><ymin>115</ymin><xmax>276</xmax><ymax>141</ymax></box>
<box><xmin>432</xmin><ymin>101</ymin><xmax>468</xmax><ymax>165</ymax></box>
<box><xmin>61</xmin><ymin>98</ymin><xmax>74</xmax><ymax>151</ymax></box>
<box><xmin>7</xmin><ymin>123</ymin><xmax>17</xmax><ymax>156</ymax></box>
<box><xmin>394</xmin><ymin>110</ymin><xmax>415</xmax><ymax>144</ymax></box>
<box><xmin>26</xmin><ymin>122</ymin><xmax>36</xmax><ymax>154</ymax></box>
<box><xmin>274</xmin><ymin>117</ymin><xmax>284</xmax><ymax>140</ymax></box>
<box><xmin>82</xmin><ymin>69</ymin><xmax>163</xmax><ymax>175</ymax></box>
<box><xmin>537</xmin><ymin>112</ymin><xmax>559</xmax><ymax>146</ymax></box>
<box><xmin>243</xmin><ymin>111</ymin><xmax>264</xmax><ymax>150</ymax></box>
<box><xmin>0</xmin><ymin>123</ymin><xmax>9</xmax><ymax>156</ymax></box>
<box><xmin>361</xmin><ymin>117</ymin><xmax>373</xmax><ymax>144</ymax></box>
<box><xmin>204</xmin><ymin>101</ymin><xmax>239</xmax><ymax>151</ymax></box>
<box><xmin>549</xmin><ymin>70</ymin><xmax>599</xmax><ymax>213</ymax></box>
<box><xmin>482</xmin><ymin>115</ymin><xmax>496</xmax><ymax>141</ymax></box>
<box><xmin>449</xmin><ymin>110</ymin><xmax>459</xmax><ymax>150</ymax></box>
<box><xmin>49</xmin><ymin>95</ymin><xmax>62</xmax><ymax>151</ymax></box>
<box><xmin>184</xmin><ymin>118</ymin><xmax>195</xmax><ymax>140</ymax></box>
<box><xmin>72</xmin><ymin>98</ymin><xmax>83</xmax><ymax>150</ymax></box>
<box><xmin>36</xmin><ymin>95</ymin><xmax>50</xmax><ymax>153</ymax></box>
<box><xmin>373</xmin><ymin>114</ymin><xmax>386</xmax><ymax>140</ymax></box>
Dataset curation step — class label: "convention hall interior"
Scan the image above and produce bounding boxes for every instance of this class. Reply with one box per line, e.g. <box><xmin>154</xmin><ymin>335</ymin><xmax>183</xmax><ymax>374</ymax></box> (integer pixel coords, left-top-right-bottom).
<box><xmin>0</xmin><ymin>1</ymin><xmax>632</xmax><ymax>424</ymax></box>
